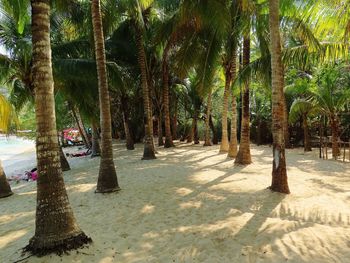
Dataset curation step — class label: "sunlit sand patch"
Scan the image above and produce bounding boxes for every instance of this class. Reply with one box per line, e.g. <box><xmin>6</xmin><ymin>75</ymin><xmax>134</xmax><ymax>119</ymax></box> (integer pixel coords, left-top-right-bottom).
<box><xmin>0</xmin><ymin>229</ymin><xmax>27</xmax><ymax>249</ymax></box>
<box><xmin>180</xmin><ymin>201</ymin><xmax>202</xmax><ymax>209</ymax></box>
<box><xmin>66</xmin><ymin>183</ymin><xmax>95</xmax><ymax>193</ymax></box>
<box><xmin>175</xmin><ymin>187</ymin><xmax>193</xmax><ymax>196</ymax></box>
<box><xmin>141</xmin><ymin>204</ymin><xmax>155</xmax><ymax>214</ymax></box>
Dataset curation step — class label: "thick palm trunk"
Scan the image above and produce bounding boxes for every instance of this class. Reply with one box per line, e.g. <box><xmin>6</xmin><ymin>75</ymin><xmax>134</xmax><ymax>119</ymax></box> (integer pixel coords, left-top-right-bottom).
<box><xmin>91</xmin><ymin>0</ymin><xmax>120</xmax><ymax>192</ymax></box>
<box><xmin>91</xmin><ymin>121</ymin><xmax>101</xmax><ymax>157</ymax></box>
<box><xmin>204</xmin><ymin>91</ymin><xmax>213</xmax><ymax>146</ymax></box>
<box><xmin>235</xmin><ymin>37</ymin><xmax>252</xmax><ymax>165</ymax></box>
<box><xmin>303</xmin><ymin>115</ymin><xmax>312</xmax><ymax>152</ymax></box>
<box><xmin>162</xmin><ymin>46</ymin><xmax>174</xmax><ymax>148</ymax></box>
<box><xmin>228</xmin><ymin>50</ymin><xmax>238</xmax><ymax>158</ymax></box>
<box><xmin>187</xmin><ymin>118</ymin><xmax>195</xmax><ymax>143</ymax></box>
<box><xmin>71</xmin><ymin>105</ymin><xmax>90</xmax><ymax>148</ymax></box>
<box><xmin>330</xmin><ymin>116</ymin><xmax>340</xmax><ymax>158</ymax></box>
<box><xmin>269</xmin><ymin>0</ymin><xmax>290</xmax><ymax>194</ymax></box>
<box><xmin>0</xmin><ymin>160</ymin><xmax>13</xmax><ymax>198</ymax></box>
<box><xmin>219</xmin><ymin>70</ymin><xmax>231</xmax><ymax>152</ymax></box>
<box><xmin>136</xmin><ymin>27</ymin><xmax>156</xmax><ymax>160</ymax></box>
<box><xmin>25</xmin><ymin>0</ymin><xmax>91</xmax><ymax>254</ymax></box>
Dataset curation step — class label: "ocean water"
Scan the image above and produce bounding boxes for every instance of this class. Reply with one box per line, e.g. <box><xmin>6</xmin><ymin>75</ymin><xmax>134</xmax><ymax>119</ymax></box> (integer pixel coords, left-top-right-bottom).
<box><xmin>0</xmin><ymin>136</ymin><xmax>35</xmax><ymax>161</ymax></box>
<box><xmin>0</xmin><ymin>136</ymin><xmax>36</xmax><ymax>176</ymax></box>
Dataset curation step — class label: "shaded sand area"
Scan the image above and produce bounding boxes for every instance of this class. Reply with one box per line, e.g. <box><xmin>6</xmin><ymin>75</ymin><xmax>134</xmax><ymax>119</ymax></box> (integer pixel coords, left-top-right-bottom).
<box><xmin>1</xmin><ymin>142</ymin><xmax>350</xmax><ymax>262</ymax></box>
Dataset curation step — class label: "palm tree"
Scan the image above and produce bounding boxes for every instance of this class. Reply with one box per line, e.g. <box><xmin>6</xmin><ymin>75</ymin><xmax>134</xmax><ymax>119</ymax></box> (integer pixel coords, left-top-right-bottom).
<box><xmin>235</xmin><ymin>36</ymin><xmax>252</xmax><ymax>165</ymax></box>
<box><xmin>203</xmin><ymin>89</ymin><xmax>213</xmax><ymax>146</ymax></box>
<box><xmin>91</xmin><ymin>0</ymin><xmax>120</xmax><ymax>192</ymax></box>
<box><xmin>25</xmin><ymin>0</ymin><xmax>91</xmax><ymax>254</ymax></box>
<box><xmin>289</xmin><ymin>98</ymin><xmax>314</xmax><ymax>151</ymax></box>
<box><xmin>268</xmin><ymin>0</ymin><xmax>290</xmax><ymax>194</ymax></box>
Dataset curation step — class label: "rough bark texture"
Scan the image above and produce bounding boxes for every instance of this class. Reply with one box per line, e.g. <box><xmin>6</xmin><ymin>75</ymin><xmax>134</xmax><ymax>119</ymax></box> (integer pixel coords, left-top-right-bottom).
<box><xmin>91</xmin><ymin>121</ymin><xmax>101</xmax><ymax>157</ymax></box>
<box><xmin>136</xmin><ymin>27</ymin><xmax>156</xmax><ymax>160</ymax></box>
<box><xmin>0</xmin><ymin>160</ymin><xmax>13</xmax><ymax>198</ymax></box>
<box><xmin>269</xmin><ymin>0</ymin><xmax>290</xmax><ymax>194</ymax></box>
<box><xmin>228</xmin><ymin>50</ymin><xmax>238</xmax><ymax>158</ymax></box>
<box><xmin>303</xmin><ymin>115</ymin><xmax>312</xmax><ymax>152</ymax></box>
<box><xmin>235</xmin><ymin>37</ymin><xmax>252</xmax><ymax>165</ymax></box>
<box><xmin>25</xmin><ymin>0</ymin><xmax>91</xmax><ymax>255</ymax></box>
<box><xmin>162</xmin><ymin>44</ymin><xmax>174</xmax><ymax>148</ymax></box>
<box><xmin>91</xmin><ymin>0</ymin><xmax>120</xmax><ymax>192</ymax></box>
<box><xmin>187</xmin><ymin>117</ymin><xmax>195</xmax><ymax>144</ymax></box>
<box><xmin>204</xmin><ymin>91</ymin><xmax>213</xmax><ymax>146</ymax></box>
<box><xmin>219</xmin><ymin>69</ymin><xmax>231</xmax><ymax>152</ymax></box>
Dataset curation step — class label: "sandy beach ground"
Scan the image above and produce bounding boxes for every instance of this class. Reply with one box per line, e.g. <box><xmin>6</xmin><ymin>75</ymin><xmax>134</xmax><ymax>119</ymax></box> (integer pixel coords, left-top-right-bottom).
<box><xmin>1</xmin><ymin>141</ymin><xmax>350</xmax><ymax>262</ymax></box>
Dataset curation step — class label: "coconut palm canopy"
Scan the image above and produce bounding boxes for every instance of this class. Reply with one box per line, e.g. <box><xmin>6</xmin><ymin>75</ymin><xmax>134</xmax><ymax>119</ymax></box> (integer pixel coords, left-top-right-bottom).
<box><xmin>1</xmin><ymin>0</ymin><xmax>350</xmax><ymax>261</ymax></box>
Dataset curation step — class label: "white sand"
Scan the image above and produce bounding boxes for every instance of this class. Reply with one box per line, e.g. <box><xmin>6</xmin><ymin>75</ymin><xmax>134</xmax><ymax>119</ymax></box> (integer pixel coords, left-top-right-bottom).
<box><xmin>1</xmin><ymin>141</ymin><xmax>350</xmax><ymax>262</ymax></box>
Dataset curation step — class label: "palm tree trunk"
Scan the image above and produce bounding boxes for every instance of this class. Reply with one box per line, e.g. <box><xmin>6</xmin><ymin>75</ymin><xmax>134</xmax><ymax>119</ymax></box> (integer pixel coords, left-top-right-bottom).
<box><xmin>330</xmin><ymin>116</ymin><xmax>340</xmax><ymax>158</ymax></box>
<box><xmin>121</xmin><ymin>97</ymin><xmax>135</xmax><ymax>150</ymax></box>
<box><xmin>172</xmin><ymin>97</ymin><xmax>178</xmax><ymax>140</ymax></box>
<box><xmin>187</xmin><ymin>117</ymin><xmax>195</xmax><ymax>143</ymax></box>
<box><xmin>91</xmin><ymin>0</ymin><xmax>120</xmax><ymax>192</ymax></box>
<box><xmin>135</xmin><ymin>27</ymin><xmax>156</xmax><ymax>160</ymax></box>
<box><xmin>157</xmin><ymin>112</ymin><xmax>164</xmax><ymax>146</ymax></box>
<box><xmin>235</xmin><ymin>36</ymin><xmax>252</xmax><ymax>165</ymax></box>
<box><xmin>162</xmin><ymin>45</ymin><xmax>174</xmax><ymax>148</ymax></box>
<box><xmin>0</xmin><ymin>160</ymin><xmax>13</xmax><ymax>198</ymax></box>
<box><xmin>228</xmin><ymin>49</ymin><xmax>238</xmax><ymax>158</ymax></box>
<box><xmin>25</xmin><ymin>0</ymin><xmax>91</xmax><ymax>254</ymax></box>
<box><xmin>220</xmin><ymin>68</ymin><xmax>231</xmax><ymax>152</ymax></box>
<box><xmin>209</xmin><ymin>115</ymin><xmax>218</xmax><ymax>144</ymax></box>
<box><xmin>91</xmin><ymin>121</ymin><xmax>101</xmax><ymax>157</ymax></box>
<box><xmin>71</xmin><ymin>105</ymin><xmax>91</xmax><ymax>148</ymax></box>
<box><xmin>268</xmin><ymin>0</ymin><xmax>290</xmax><ymax>194</ymax></box>
<box><xmin>303</xmin><ymin>114</ymin><xmax>312</xmax><ymax>152</ymax></box>
<box><xmin>58</xmin><ymin>136</ymin><xmax>70</xmax><ymax>171</ymax></box>
<box><xmin>204</xmin><ymin>90</ymin><xmax>213</xmax><ymax>146</ymax></box>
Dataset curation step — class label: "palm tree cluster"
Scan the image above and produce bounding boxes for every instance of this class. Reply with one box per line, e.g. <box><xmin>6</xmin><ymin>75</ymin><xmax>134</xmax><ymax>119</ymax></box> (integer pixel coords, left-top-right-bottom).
<box><xmin>0</xmin><ymin>0</ymin><xmax>350</xmax><ymax>256</ymax></box>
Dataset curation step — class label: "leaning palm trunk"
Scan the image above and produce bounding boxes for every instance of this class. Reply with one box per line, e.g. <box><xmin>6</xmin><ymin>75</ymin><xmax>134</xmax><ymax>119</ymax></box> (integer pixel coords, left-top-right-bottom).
<box><xmin>268</xmin><ymin>0</ymin><xmax>290</xmax><ymax>194</ymax></box>
<box><xmin>25</xmin><ymin>0</ymin><xmax>91</xmax><ymax>254</ymax></box>
<box><xmin>162</xmin><ymin>45</ymin><xmax>174</xmax><ymax>148</ymax></box>
<box><xmin>330</xmin><ymin>116</ymin><xmax>340</xmax><ymax>158</ymax></box>
<box><xmin>204</xmin><ymin>90</ymin><xmax>213</xmax><ymax>146</ymax></box>
<box><xmin>235</xmin><ymin>37</ymin><xmax>252</xmax><ymax>165</ymax></box>
<box><xmin>219</xmin><ymin>69</ymin><xmax>231</xmax><ymax>152</ymax></box>
<box><xmin>91</xmin><ymin>0</ymin><xmax>120</xmax><ymax>192</ymax></box>
<box><xmin>71</xmin><ymin>105</ymin><xmax>91</xmax><ymax>148</ymax></box>
<box><xmin>0</xmin><ymin>160</ymin><xmax>13</xmax><ymax>198</ymax></box>
<box><xmin>136</xmin><ymin>27</ymin><xmax>156</xmax><ymax>160</ymax></box>
<box><xmin>91</xmin><ymin>121</ymin><xmax>101</xmax><ymax>157</ymax></box>
<box><xmin>228</xmin><ymin>50</ymin><xmax>238</xmax><ymax>158</ymax></box>
<box><xmin>302</xmin><ymin>115</ymin><xmax>312</xmax><ymax>152</ymax></box>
